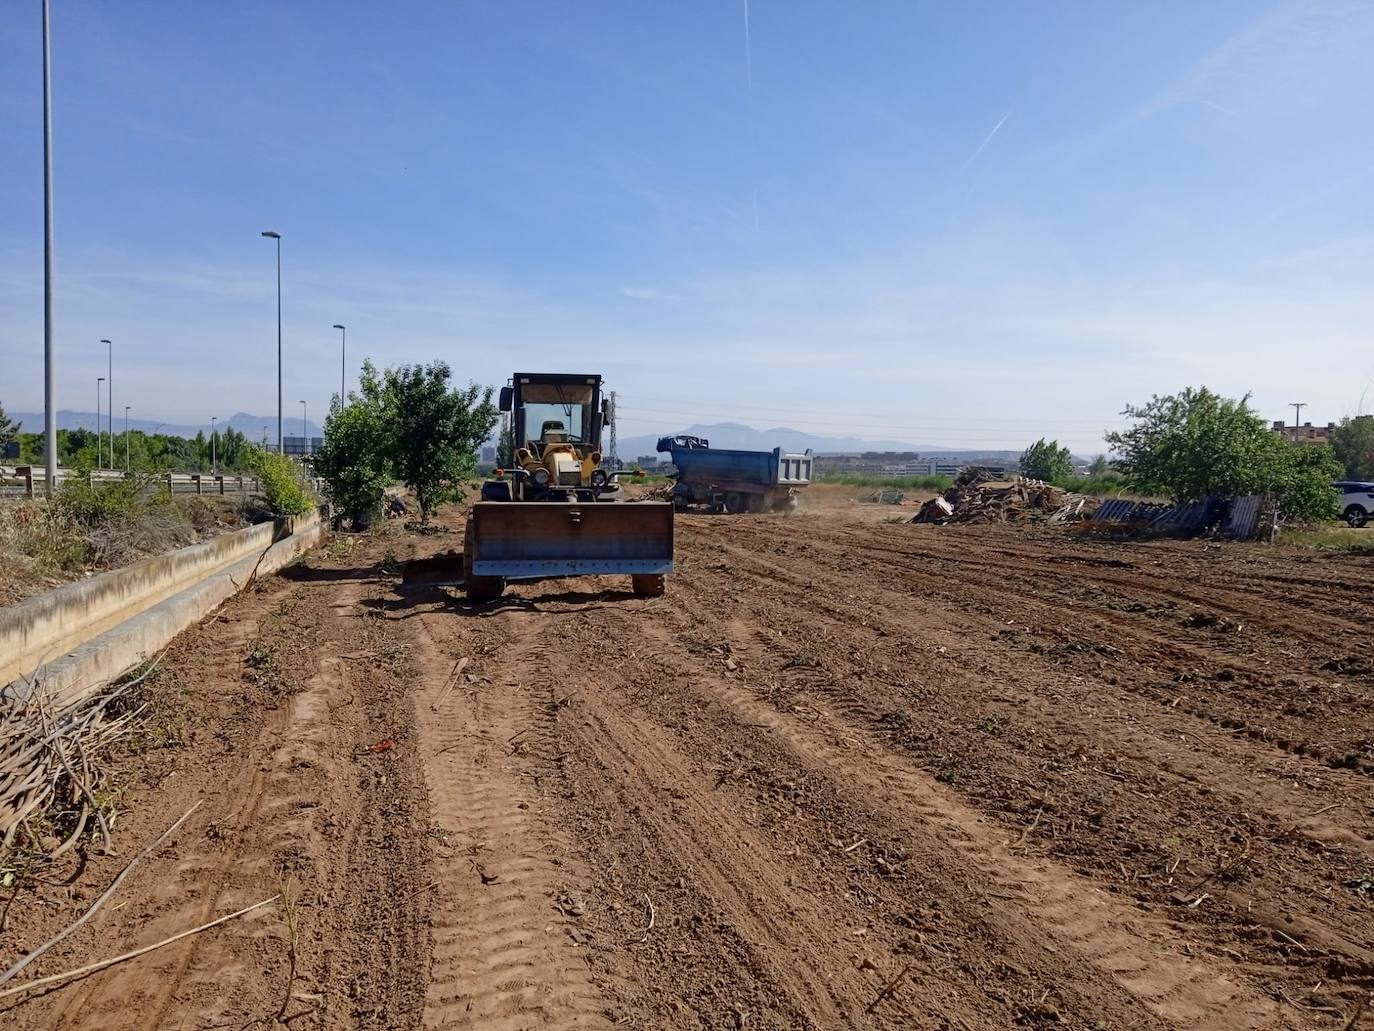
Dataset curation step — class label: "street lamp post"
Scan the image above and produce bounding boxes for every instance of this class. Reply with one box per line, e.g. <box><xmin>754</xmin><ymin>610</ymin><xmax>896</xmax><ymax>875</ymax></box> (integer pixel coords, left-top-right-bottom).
<box><xmin>124</xmin><ymin>406</ymin><xmax>131</xmax><ymax>472</ymax></box>
<box><xmin>102</xmin><ymin>338</ymin><xmax>112</xmax><ymax>468</ymax></box>
<box><xmin>299</xmin><ymin>400</ymin><xmax>307</xmax><ymax>452</ymax></box>
<box><xmin>42</xmin><ymin>0</ymin><xmax>57</xmax><ymax>493</ymax></box>
<box><xmin>210</xmin><ymin>415</ymin><xmax>217</xmax><ymax>475</ymax></box>
<box><xmin>96</xmin><ymin>376</ymin><xmax>104</xmax><ymax>469</ymax></box>
<box><xmin>261</xmin><ymin>230</ymin><xmax>282</xmax><ymax>453</ymax></box>
<box><xmin>333</xmin><ymin>324</ymin><xmax>346</xmax><ymax>406</ymax></box>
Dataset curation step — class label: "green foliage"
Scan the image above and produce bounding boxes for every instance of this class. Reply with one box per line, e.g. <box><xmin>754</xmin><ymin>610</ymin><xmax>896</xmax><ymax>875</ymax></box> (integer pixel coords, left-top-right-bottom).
<box><xmin>815</xmin><ymin>472</ymin><xmax>954</xmax><ymax>491</ymax></box>
<box><xmin>250</xmin><ymin>447</ymin><xmax>312</xmax><ymax>517</ymax></box>
<box><xmin>1087</xmin><ymin>454</ymin><xmax>1110</xmax><ymax>477</ymax></box>
<box><xmin>382</xmin><ymin>361</ymin><xmax>499</xmax><ymax>522</ymax></box>
<box><xmin>314</xmin><ymin>361</ymin><xmax>393</xmax><ymax>526</ymax></box>
<box><xmin>1104</xmin><ymin>387</ymin><xmax>1341</xmax><ymax>521</ymax></box>
<box><xmin>0</xmin><ymin>402</ymin><xmax>19</xmax><ymax>448</ymax></box>
<box><xmin>1057</xmin><ymin>471</ymin><xmax>1132</xmax><ymax>496</ymax></box>
<box><xmin>1331</xmin><ymin>415</ymin><xmax>1374</xmax><ymax>479</ymax></box>
<box><xmin>1020</xmin><ymin>438</ymin><xmax>1074</xmax><ymax>482</ymax></box>
<box><xmin>15</xmin><ymin>425</ymin><xmax>257</xmax><ymax>474</ymax></box>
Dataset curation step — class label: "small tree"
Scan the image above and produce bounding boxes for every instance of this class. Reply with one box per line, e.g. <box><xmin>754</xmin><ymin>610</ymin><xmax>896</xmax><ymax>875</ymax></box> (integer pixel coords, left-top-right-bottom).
<box><xmin>1105</xmin><ymin>387</ymin><xmax>1339</xmax><ymax>520</ymax></box>
<box><xmin>1088</xmin><ymin>454</ymin><xmax>1110</xmax><ymax>477</ymax></box>
<box><xmin>1020</xmin><ymin>438</ymin><xmax>1073</xmax><ymax>482</ymax></box>
<box><xmin>314</xmin><ymin>361</ymin><xmax>393</xmax><ymax>527</ymax></box>
<box><xmin>0</xmin><ymin>402</ymin><xmax>20</xmax><ymax>448</ymax></box>
<box><xmin>1331</xmin><ymin>415</ymin><xmax>1374</xmax><ymax>480</ymax></box>
<box><xmin>383</xmin><ymin>361</ymin><xmax>498</xmax><ymax>523</ymax></box>
<box><xmin>251</xmin><ymin>447</ymin><xmax>312</xmax><ymax>517</ymax></box>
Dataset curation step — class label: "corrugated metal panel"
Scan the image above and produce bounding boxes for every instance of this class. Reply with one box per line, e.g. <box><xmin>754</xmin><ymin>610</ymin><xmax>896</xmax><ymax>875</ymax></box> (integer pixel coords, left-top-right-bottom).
<box><xmin>1094</xmin><ymin>499</ymin><xmax>1139</xmax><ymax>523</ymax></box>
<box><xmin>1228</xmin><ymin>495</ymin><xmax>1264</xmax><ymax>539</ymax></box>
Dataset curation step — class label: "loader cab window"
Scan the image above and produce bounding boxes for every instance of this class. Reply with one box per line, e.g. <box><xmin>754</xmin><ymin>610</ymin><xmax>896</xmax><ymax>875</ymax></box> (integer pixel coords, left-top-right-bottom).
<box><xmin>518</xmin><ymin>382</ymin><xmax>596</xmax><ymax>448</ymax></box>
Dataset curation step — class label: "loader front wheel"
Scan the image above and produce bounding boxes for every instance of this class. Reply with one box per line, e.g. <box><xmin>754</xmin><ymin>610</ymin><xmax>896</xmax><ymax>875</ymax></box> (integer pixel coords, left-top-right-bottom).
<box><xmin>631</xmin><ymin>573</ymin><xmax>666</xmax><ymax>598</ymax></box>
<box><xmin>465</xmin><ymin>572</ymin><xmax>505</xmax><ymax>602</ymax></box>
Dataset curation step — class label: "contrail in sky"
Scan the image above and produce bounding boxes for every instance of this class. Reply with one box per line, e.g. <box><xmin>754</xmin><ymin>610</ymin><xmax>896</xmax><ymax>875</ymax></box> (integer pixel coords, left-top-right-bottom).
<box><xmin>743</xmin><ymin>0</ymin><xmax>754</xmax><ymax>93</ymax></box>
<box><xmin>743</xmin><ymin>0</ymin><xmax>757</xmax><ymax>228</ymax></box>
<box><xmin>962</xmin><ymin>110</ymin><xmax>1010</xmax><ymax>170</ymax></box>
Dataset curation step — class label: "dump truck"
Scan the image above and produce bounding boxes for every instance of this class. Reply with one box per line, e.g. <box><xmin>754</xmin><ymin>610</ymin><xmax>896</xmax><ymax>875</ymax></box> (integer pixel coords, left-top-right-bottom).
<box><xmin>405</xmin><ymin>373</ymin><xmax>673</xmax><ymax>601</ymax></box>
<box><xmin>657</xmin><ymin>435</ymin><xmax>813</xmax><ymax>513</ymax></box>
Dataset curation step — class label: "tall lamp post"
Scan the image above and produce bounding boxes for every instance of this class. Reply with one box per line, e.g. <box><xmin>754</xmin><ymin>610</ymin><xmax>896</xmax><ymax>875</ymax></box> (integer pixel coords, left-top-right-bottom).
<box><xmin>42</xmin><ymin>0</ymin><xmax>57</xmax><ymax>492</ymax></box>
<box><xmin>333</xmin><ymin>324</ymin><xmax>346</xmax><ymax>406</ymax></box>
<box><xmin>96</xmin><ymin>376</ymin><xmax>104</xmax><ymax>469</ymax></box>
<box><xmin>210</xmin><ymin>415</ymin><xmax>217</xmax><ymax>475</ymax></box>
<box><xmin>101</xmin><ymin>337</ymin><xmax>112</xmax><ymax>467</ymax></box>
<box><xmin>124</xmin><ymin>406</ymin><xmax>131</xmax><ymax>472</ymax></box>
<box><xmin>299</xmin><ymin>400</ymin><xmax>307</xmax><ymax>453</ymax></box>
<box><xmin>260</xmin><ymin>230</ymin><xmax>282</xmax><ymax>453</ymax></box>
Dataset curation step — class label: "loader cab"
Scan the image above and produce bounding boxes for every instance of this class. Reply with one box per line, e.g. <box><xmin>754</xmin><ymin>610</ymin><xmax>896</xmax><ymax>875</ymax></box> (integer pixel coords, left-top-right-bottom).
<box><xmin>500</xmin><ymin>373</ymin><xmax>609</xmax><ymax>458</ymax></box>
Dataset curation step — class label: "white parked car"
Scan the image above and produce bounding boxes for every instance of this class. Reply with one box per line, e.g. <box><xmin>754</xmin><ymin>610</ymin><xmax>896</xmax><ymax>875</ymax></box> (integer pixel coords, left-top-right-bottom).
<box><xmin>1334</xmin><ymin>481</ymin><xmax>1374</xmax><ymax>528</ymax></box>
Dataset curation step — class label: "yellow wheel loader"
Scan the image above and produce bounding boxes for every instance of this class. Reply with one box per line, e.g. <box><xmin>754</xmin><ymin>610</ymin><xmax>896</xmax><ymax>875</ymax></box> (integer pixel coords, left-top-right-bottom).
<box><xmin>405</xmin><ymin>372</ymin><xmax>673</xmax><ymax>601</ymax></box>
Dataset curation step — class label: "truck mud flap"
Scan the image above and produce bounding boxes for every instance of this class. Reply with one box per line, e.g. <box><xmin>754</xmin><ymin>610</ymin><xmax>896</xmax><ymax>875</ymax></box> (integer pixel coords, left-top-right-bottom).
<box><xmin>469</xmin><ymin>501</ymin><xmax>674</xmax><ymax>578</ymax></box>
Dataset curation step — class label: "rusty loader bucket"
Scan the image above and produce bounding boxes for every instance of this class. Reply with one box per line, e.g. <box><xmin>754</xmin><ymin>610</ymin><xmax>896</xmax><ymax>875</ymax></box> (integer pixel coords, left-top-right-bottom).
<box><xmin>469</xmin><ymin>501</ymin><xmax>673</xmax><ymax>579</ymax></box>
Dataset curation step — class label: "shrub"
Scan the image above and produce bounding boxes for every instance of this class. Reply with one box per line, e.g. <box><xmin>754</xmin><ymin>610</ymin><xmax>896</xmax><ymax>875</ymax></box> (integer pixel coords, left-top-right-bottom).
<box><xmin>251</xmin><ymin>448</ymin><xmax>313</xmax><ymax>517</ymax></box>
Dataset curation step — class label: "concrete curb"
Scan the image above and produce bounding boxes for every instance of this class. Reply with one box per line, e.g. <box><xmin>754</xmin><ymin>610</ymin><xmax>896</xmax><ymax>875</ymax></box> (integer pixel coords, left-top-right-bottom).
<box><xmin>3</xmin><ymin>510</ymin><xmax>321</xmax><ymax>703</ymax></box>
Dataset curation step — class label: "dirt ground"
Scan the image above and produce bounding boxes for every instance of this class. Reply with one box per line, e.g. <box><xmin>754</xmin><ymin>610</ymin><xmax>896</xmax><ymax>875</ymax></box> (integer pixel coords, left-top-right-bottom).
<box><xmin>3</xmin><ymin>497</ymin><xmax>1373</xmax><ymax>1029</ymax></box>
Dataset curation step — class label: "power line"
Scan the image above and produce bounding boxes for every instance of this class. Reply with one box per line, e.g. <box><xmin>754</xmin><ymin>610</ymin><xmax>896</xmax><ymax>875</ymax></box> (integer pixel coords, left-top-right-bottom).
<box><xmin>615</xmin><ymin>404</ymin><xmax>1124</xmax><ymax>439</ymax></box>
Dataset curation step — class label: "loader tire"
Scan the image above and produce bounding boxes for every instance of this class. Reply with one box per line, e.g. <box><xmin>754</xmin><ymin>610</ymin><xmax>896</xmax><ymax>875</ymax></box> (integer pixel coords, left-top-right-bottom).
<box><xmin>465</xmin><ymin>573</ymin><xmax>505</xmax><ymax>602</ymax></box>
<box><xmin>631</xmin><ymin>573</ymin><xmax>666</xmax><ymax>598</ymax></box>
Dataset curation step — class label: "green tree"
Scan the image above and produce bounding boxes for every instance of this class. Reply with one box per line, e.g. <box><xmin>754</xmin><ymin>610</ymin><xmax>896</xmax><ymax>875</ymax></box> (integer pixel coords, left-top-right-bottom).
<box><xmin>1104</xmin><ymin>387</ymin><xmax>1340</xmax><ymax>521</ymax></box>
<box><xmin>1020</xmin><ymin>438</ymin><xmax>1074</xmax><ymax>482</ymax></box>
<box><xmin>314</xmin><ymin>361</ymin><xmax>394</xmax><ymax>527</ymax></box>
<box><xmin>0</xmin><ymin>402</ymin><xmax>19</xmax><ymax>450</ymax></box>
<box><xmin>1331</xmin><ymin>415</ymin><xmax>1374</xmax><ymax>479</ymax></box>
<box><xmin>1088</xmin><ymin>454</ymin><xmax>1110</xmax><ymax>477</ymax></box>
<box><xmin>382</xmin><ymin>361</ymin><xmax>498</xmax><ymax>523</ymax></box>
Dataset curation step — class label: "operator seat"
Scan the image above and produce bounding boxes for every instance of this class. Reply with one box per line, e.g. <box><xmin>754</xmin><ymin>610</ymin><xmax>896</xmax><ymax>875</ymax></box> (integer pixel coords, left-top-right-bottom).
<box><xmin>541</xmin><ymin>420</ymin><xmax>569</xmax><ymax>445</ymax></box>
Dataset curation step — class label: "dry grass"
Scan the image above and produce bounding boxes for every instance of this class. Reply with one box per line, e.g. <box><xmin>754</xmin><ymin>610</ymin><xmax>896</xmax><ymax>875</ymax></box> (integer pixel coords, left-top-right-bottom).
<box><xmin>0</xmin><ymin>483</ymin><xmax>249</xmax><ymax>607</ymax></box>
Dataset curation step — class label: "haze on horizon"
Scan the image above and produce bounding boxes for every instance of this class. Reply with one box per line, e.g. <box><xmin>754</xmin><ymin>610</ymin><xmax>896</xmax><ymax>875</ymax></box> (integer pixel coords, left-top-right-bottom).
<box><xmin>2</xmin><ymin>1</ymin><xmax>1372</xmax><ymax>456</ymax></box>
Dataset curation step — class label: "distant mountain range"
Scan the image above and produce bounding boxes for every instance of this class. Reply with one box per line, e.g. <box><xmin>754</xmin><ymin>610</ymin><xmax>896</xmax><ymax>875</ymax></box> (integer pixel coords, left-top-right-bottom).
<box><xmin>616</xmin><ymin>421</ymin><xmax>1023</xmax><ymax>462</ymax></box>
<box><xmin>10</xmin><ymin>411</ymin><xmax>324</xmax><ymax>440</ymax></box>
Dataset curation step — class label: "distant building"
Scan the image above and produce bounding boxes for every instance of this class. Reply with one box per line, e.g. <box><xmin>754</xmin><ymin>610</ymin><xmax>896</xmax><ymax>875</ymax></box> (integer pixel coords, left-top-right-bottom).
<box><xmin>636</xmin><ymin>455</ymin><xmax>660</xmax><ymax>471</ymax></box>
<box><xmin>814</xmin><ymin>452</ymin><xmax>1009</xmax><ymax>478</ymax></box>
<box><xmin>481</xmin><ymin>445</ymin><xmax>497</xmax><ymax>463</ymax></box>
<box><xmin>282</xmin><ymin>435</ymin><xmax>322</xmax><ymax>456</ymax></box>
<box><xmin>1272</xmin><ymin>420</ymin><xmax>1336</xmax><ymax>445</ymax></box>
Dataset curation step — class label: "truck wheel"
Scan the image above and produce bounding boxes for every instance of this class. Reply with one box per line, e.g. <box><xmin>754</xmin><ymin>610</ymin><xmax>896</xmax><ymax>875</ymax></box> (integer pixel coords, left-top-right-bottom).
<box><xmin>1346</xmin><ymin>505</ymin><xmax>1369</xmax><ymax>528</ymax></box>
<box><xmin>747</xmin><ymin>493</ymin><xmax>766</xmax><ymax>513</ymax></box>
<box><xmin>725</xmin><ymin>491</ymin><xmax>747</xmax><ymax>514</ymax></box>
<box><xmin>631</xmin><ymin>573</ymin><xmax>666</xmax><ymax>597</ymax></box>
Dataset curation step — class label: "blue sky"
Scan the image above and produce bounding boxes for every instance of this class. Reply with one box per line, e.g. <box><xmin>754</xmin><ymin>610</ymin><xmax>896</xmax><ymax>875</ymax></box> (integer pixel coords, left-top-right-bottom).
<box><xmin>2</xmin><ymin>0</ymin><xmax>1372</xmax><ymax>453</ymax></box>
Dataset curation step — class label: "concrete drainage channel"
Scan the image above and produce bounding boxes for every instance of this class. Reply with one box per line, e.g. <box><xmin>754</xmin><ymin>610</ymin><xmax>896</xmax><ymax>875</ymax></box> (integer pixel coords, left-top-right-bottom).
<box><xmin>0</xmin><ymin>509</ymin><xmax>323</xmax><ymax>702</ymax></box>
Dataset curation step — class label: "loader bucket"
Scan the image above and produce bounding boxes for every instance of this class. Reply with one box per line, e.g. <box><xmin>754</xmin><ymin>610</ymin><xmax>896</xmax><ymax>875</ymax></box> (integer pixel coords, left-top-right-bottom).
<box><xmin>469</xmin><ymin>501</ymin><xmax>673</xmax><ymax>578</ymax></box>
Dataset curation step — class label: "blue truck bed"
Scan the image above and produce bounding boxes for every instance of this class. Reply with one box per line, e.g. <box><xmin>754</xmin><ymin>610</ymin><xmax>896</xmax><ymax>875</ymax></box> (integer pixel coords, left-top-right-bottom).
<box><xmin>656</xmin><ymin>436</ymin><xmax>813</xmax><ymax>513</ymax></box>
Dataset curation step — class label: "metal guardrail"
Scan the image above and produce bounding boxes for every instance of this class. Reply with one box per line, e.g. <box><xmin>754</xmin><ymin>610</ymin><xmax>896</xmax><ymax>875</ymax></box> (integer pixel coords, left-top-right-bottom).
<box><xmin>0</xmin><ymin>468</ymin><xmax>268</xmax><ymax>500</ymax></box>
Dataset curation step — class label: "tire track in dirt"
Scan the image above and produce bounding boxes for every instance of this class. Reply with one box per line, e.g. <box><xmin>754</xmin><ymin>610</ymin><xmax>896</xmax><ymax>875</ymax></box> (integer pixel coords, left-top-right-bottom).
<box><xmin>8</xmin><ymin>557</ymin><xmax>432</xmax><ymax>1031</ymax></box>
<box><xmin>670</xmin><ymin>532</ymin><xmax>1374</xmax><ymax>978</ymax></box>
<box><xmin>627</xmin><ymin>612</ymin><xmax>1286</xmax><ymax>1030</ymax></box>
<box><xmin>408</xmin><ymin>602</ymin><xmax>611</xmax><ymax>1031</ymax></box>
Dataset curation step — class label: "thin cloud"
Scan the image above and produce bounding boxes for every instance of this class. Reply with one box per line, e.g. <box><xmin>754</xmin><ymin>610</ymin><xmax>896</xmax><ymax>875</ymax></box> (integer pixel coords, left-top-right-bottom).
<box><xmin>962</xmin><ymin>110</ymin><xmax>1010</xmax><ymax>170</ymax></box>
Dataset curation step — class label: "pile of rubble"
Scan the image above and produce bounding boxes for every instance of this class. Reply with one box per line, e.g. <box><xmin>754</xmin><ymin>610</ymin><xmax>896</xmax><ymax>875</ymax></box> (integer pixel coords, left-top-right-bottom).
<box><xmin>912</xmin><ymin>479</ymin><xmax>1078</xmax><ymax>525</ymax></box>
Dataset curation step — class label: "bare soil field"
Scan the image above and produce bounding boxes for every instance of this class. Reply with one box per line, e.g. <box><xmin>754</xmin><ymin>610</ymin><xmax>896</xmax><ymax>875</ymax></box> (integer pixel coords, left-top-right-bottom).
<box><xmin>3</xmin><ymin>504</ymin><xmax>1372</xmax><ymax>1029</ymax></box>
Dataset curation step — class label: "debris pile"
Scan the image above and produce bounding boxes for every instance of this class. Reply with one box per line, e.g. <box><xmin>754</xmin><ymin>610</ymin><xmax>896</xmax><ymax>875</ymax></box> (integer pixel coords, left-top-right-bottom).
<box><xmin>912</xmin><ymin>480</ymin><xmax>1076</xmax><ymax>525</ymax></box>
